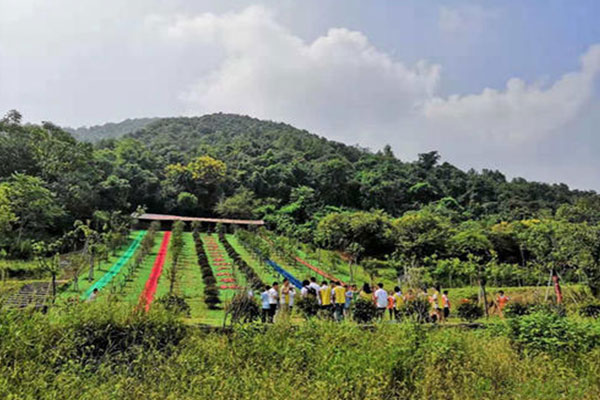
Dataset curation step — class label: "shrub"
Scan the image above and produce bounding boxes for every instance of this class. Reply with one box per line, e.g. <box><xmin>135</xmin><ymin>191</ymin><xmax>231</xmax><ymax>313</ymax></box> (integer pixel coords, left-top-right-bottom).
<box><xmin>579</xmin><ymin>302</ymin><xmax>600</xmax><ymax>318</ymax></box>
<box><xmin>226</xmin><ymin>291</ymin><xmax>260</xmax><ymax>324</ymax></box>
<box><xmin>296</xmin><ymin>296</ymin><xmax>319</xmax><ymax>319</ymax></box>
<box><xmin>456</xmin><ymin>301</ymin><xmax>483</xmax><ymax>322</ymax></box>
<box><xmin>156</xmin><ymin>295</ymin><xmax>191</xmax><ymax>316</ymax></box>
<box><xmin>503</xmin><ymin>302</ymin><xmax>532</xmax><ymax>318</ymax></box>
<box><xmin>353</xmin><ymin>299</ymin><xmax>377</xmax><ymax>323</ymax></box>
<box><xmin>508</xmin><ymin>311</ymin><xmax>594</xmax><ymax>354</ymax></box>
<box><xmin>400</xmin><ymin>298</ymin><xmax>430</xmax><ymax>322</ymax></box>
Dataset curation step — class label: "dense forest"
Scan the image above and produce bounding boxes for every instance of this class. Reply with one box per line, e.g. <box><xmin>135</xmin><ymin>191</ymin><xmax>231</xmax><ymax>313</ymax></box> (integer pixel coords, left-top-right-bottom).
<box><xmin>2</xmin><ymin>109</ymin><xmax>600</xmax><ymax>293</ymax></box>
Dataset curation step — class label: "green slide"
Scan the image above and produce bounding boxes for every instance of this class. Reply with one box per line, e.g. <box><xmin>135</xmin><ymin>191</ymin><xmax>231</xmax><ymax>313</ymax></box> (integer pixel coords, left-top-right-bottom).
<box><xmin>82</xmin><ymin>231</ymin><xmax>147</xmax><ymax>300</ymax></box>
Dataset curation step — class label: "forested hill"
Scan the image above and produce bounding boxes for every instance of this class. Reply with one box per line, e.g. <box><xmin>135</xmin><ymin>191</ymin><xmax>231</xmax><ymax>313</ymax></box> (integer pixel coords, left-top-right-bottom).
<box><xmin>120</xmin><ymin>113</ymin><xmax>595</xmax><ymax>219</ymax></box>
<box><xmin>64</xmin><ymin>118</ymin><xmax>157</xmax><ymax>142</ymax></box>
<box><xmin>1</xmin><ymin>110</ymin><xmax>599</xmax><ymax>257</ymax></box>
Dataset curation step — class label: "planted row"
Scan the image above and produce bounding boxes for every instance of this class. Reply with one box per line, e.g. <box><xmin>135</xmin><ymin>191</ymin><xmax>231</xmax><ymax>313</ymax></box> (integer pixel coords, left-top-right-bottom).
<box><xmin>193</xmin><ymin>231</ymin><xmax>221</xmax><ymax>309</ymax></box>
<box><xmin>110</xmin><ymin>223</ymin><xmax>160</xmax><ymax>295</ymax></box>
<box><xmin>219</xmin><ymin>232</ymin><xmax>264</xmax><ymax>290</ymax></box>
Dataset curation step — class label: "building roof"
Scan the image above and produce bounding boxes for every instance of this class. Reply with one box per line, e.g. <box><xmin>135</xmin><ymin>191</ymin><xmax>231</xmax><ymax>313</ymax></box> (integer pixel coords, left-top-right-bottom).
<box><xmin>134</xmin><ymin>213</ymin><xmax>265</xmax><ymax>226</ymax></box>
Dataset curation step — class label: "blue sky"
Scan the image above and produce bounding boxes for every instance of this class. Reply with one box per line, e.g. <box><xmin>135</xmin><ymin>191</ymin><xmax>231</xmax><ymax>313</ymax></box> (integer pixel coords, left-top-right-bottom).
<box><xmin>1</xmin><ymin>0</ymin><xmax>599</xmax><ymax>190</ymax></box>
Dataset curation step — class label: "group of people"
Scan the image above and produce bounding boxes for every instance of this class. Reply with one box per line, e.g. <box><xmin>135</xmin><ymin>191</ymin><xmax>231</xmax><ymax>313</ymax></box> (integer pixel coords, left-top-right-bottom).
<box><xmin>260</xmin><ymin>277</ymin><xmax>512</xmax><ymax>323</ymax></box>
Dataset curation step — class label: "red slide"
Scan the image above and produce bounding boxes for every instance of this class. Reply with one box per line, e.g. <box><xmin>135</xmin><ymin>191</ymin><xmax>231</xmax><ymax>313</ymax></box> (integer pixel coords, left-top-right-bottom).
<box><xmin>139</xmin><ymin>231</ymin><xmax>171</xmax><ymax>312</ymax></box>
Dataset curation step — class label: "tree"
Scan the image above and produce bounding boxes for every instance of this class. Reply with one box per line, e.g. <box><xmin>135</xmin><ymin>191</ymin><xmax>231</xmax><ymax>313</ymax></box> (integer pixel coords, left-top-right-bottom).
<box><xmin>345</xmin><ymin>242</ymin><xmax>364</xmax><ymax>283</ymax></box>
<box><xmin>73</xmin><ymin>220</ymin><xmax>100</xmax><ymax>282</ymax></box>
<box><xmin>0</xmin><ymin>174</ymin><xmax>64</xmax><ymax>253</ymax></box>
<box><xmin>448</xmin><ymin>225</ymin><xmax>494</xmax><ymax>316</ymax></box>
<box><xmin>214</xmin><ymin>189</ymin><xmax>257</xmax><ymax>219</ymax></box>
<box><xmin>393</xmin><ymin>209</ymin><xmax>451</xmax><ymax>269</ymax></box>
<box><xmin>33</xmin><ymin>241</ymin><xmax>62</xmax><ymax>301</ymax></box>
<box><xmin>66</xmin><ymin>253</ymin><xmax>87</xmax><ymax>292</ymax></box>
<box><xmin>177</xmin><ymin>192</ymin><xmax>198</xmax><ymax>214</ymax></box>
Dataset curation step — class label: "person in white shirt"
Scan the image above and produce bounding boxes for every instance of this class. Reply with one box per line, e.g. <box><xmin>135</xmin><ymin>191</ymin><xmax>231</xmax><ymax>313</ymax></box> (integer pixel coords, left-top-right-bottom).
<box><xmin>374</xmin><ymin>283</ymin><xmax>388</xmax><ymax>320</ymax></box>
<box><xmin>308</xmin><ymin>277</ymin><xmax>321</xmax><ymax>304</ymax></box>
<box><xmin>268</xmin><ymin>282</ymin><xmax>279</xmax><ymax>322</ymax></box>
<box><xmin>300</xmin><ymin>280</ymin><xmax>310</xmax><ymax>298</ymax></box>
<box><xmin>288</xmin><ymin>286</ymin><xmax>296</xmax><ymax>309</ymax></box>
<box><xmin>261</xmin><ymin>285</ymin><xmax>271</xmax><ymax>323</ymax></box>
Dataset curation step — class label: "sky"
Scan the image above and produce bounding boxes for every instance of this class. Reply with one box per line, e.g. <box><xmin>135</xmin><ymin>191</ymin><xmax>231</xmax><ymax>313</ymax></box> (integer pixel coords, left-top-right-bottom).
<box><xmin>1</xmin><ymin>0</ymin><xmax>599</xmax><ymax>191</ymax></box>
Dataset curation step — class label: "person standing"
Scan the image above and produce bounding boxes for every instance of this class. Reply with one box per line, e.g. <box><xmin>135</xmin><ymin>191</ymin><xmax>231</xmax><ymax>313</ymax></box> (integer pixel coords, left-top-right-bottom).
<box><xmin>496</xmin><ymin>290</ymin><xmax>510</xmax><ymax>318</ymax></box>
<box><xmin>442</xmin><ymin>290</ymin><xmax>451</xmax><ymax>321</ymax></box>
<box><xmin>280</xmin><ymin>279</ymin><xmax>291</xmax><ymax>315</ymax></box>
<box><xmin>344</xmin><ymin>284</ymin><xmax>356</xmax><ymax>318</ymax></box>
<box><xmin>309</xmin><ymin>277</ymin><xmax>321</xmax><ymax>304</ymax></box>
<box><xmin>268</xmin><ymin>282</ymin><xmax>279</xmax><ymax>322</ymax></box>
<box><xmin>333</xmin><ymin>281</ymin><xmax>346</xmax><ymax>321</ymax></box>
<box><xmin>393</xmin><ymin>287</ymin><xmax>403</xmax><ymax>320</ymax></box>
<box><xmin>288</xmin><ymin>286</ymin><xmax>296</xmax><ymax>312</ymax></box>
<box><xmin>319</xmin><ymin>281</ymin><xmax>332</xmax><ymax>317</ymax></box>
<box><xmin>261</xmin><ymin>285</ymin><xmax>271</xmax><ymax>323</ymax></box>
<box><xmin>301</xmin><ymin>280</ymin><xmax>310</xmax><ymax>298</ymax></box>
<box><xmin>387</xmin><ymin>292</ymin><xmax>395</xmax><ymax>320</ymax></box>
<box><xmin>359</xmin><ymin>282</ymin><xmax>373</xmax><ymax>302</ymax></box>
<box><xmin>374</xmin><ymin>283</ymin><xmax>388</xmax><ymax>321</ymax></box>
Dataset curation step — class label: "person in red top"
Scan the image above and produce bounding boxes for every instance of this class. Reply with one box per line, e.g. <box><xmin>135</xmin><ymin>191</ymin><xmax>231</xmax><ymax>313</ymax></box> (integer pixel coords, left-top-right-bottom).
<box><xmin>387</xmin><ymin>293</ymin><xmax>395</xmax><ymax>320</ymax></box>
<box><xmin>496</xmin><ymin>290</ymin><xmax>510</xmax><ymax>317</ymax></box>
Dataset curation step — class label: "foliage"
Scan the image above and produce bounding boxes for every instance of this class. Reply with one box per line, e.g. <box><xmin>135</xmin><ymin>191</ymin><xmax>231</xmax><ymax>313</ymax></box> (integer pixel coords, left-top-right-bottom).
<box><xmin>3</xmin><ymin>302</ymin><xmax>600</xmax><ymax>398</ymax></box>
<box><xmin>456</xmin><ymin>301</ymin><xmax>484</xmax><ymax>322</ymax></box>
<box><xmin>225</xmin><ymin>291</ymin><xmax>260</xmax><ymax>324</ymax></box>
<box><xmin>507</xmin><ymin>311</ymin><xmax>597</xmax><ymax>354</ymax></box>
<box><xmin>580</xmin><ymin>302</ymin><xmax>600</xmax><ymax>318</ymax></box>
<box><xmin>353</xmin><ymin>298</ymin><xmax>377</xmax><ymax>323</ymax></box>
<box><xmin>504</xmin><ymin>302</ymin><xmax>533</xmax><ymax>318</ymax></box>
<box><xmin>399</xmin><ymin>297</ymin><xmax>431</xmax><ymax>322</ymax></box>
<box><xmin>295</xmin><ymin>295</ymin><xmax>320</xmax><ymax>319</ymax></box>
<box><xmin>156</xmin><ymin>294</ymin><xmax>191</xmax><ymax>316</ymax></box>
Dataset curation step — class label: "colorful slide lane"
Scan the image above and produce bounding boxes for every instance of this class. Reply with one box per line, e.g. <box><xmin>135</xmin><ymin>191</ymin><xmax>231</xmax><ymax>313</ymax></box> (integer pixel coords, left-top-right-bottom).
<box><xmin>139</xmin><ymin>231</ymin><xmax>171</xmax><ymax>311</ymax></box>
<box><xmin>266</xmin><ymin>260</ymin><xmax>302</xmax><ymax>289</ymax></box>
<box><xmin>294</xmin><ymin>256</ymin><xmax>345</xmax><ymax>285</ymax></box>
<box><xmin>82</xmin><ymin>230</ymin><xmax>147</xmax><ymax>300</ymax></box>
<box><xmin>260</xmin><ymin>235</ymin><xmax>345</xmax><ymax>284</ymax></box>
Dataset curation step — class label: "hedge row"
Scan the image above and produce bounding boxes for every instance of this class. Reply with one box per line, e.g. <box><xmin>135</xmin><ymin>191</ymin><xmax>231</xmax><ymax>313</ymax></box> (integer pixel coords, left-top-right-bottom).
<box><xmin>192</xmin><ymin>231</ymin><xmax>221</xmax><ymax>309</ymax></box>
<box><xmin>218</xmin><ymin>233</ymin><xmax>264</xmax><ymax>291</ymax></box>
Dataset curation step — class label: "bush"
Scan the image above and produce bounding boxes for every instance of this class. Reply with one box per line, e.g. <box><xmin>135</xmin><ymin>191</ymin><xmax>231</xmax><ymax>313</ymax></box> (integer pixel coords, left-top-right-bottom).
<box><xmin>296</xmin><ymin>296</ymin><xmax>319</xmax><ymax>319</ymax></box>
<box><xmin>353</xmin><ymin>299</ymin><xmax>377</xmax><ymax>323</ymax></box>
<box><xmin>508</xmin><ymin>311</ymin><xmax>595</xmax><ymax>354</ymax></box>
<box><xmin>156</xmin><ymin>295</ymin><xmax>191</xmax><ymax>316</ymax></box>
<box><xmin>226</xmin><ymin>291</ymin><xmax>260</xmax><ymax>324</ymax></box>
<box><xmin>503</xmin><ymin>302</ymin><xmax>532</xmax><ymax>318</ymax></box>
<box><xmin>579</xmin><ymin>302</ymin><xmax>600</xmax><ymax>318</ymax></box>
<box><xmin>400</xmin><ymin>298</ymin><xmax>430</xmax><ymax>322</ymax></box>
<box><xmin>456</xmin><ymin>301</ymin><xmax>483</xmax><ymax>322</ymax></box>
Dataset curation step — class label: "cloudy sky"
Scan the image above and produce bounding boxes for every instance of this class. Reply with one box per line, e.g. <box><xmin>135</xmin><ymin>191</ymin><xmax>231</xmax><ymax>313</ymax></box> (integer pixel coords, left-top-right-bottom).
<box><xmin>1</xmin><ymin>0</ymin><xmax>599</xmax><ymax>190</ymax></box>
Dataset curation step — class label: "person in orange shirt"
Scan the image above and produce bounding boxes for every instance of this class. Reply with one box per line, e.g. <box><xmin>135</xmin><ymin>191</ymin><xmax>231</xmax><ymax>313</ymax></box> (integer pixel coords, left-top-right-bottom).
<box><xmin>442</xmin><ymin>290</ymin><xmax>450</xmax><ymax>321</ymax></box>
<box><xmin>387</xmin><ymin>292</ymin><xmax>395</xmax><ymax>320</ymax></box>
<box><xmin>496</xmin><ymin>290</ymin><xmax>510</xmax><ymax>317</ymax></box>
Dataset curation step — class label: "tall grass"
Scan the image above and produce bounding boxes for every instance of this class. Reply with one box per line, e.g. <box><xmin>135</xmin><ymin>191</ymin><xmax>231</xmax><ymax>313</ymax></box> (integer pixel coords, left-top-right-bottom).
<box><xmin>1</xmin><ymin>303</ymin><xmax>600</xmax><ymax>399</ymax></box>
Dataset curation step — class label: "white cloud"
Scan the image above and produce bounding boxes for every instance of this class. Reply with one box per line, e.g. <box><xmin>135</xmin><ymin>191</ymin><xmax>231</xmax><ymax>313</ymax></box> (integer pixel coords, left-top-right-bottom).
<box><xmin>151</xmin><ymin>6</ymin><xmax>600</xmax><ymax>152</ymax></box>
<box><xmin>150</xmin><ymin>6</ymin><xmax>441</xmax><ymax>145</ymax></box>
<box><xmin>423</xmin><ymin>45</ymin><xmax>600</xmax><ymax>142</ymax></box>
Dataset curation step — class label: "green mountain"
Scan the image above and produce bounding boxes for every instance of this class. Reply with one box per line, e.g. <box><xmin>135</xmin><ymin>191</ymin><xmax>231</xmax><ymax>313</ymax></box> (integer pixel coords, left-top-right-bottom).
<box><xmin>2</xmin><ymin>112</ymin><xmax>599</xmax><ymax>258</ymax></box>
<box><xmin>119</xmin><ymin>113</ymin><xmax>593</xmax><ymax>220</ymax></box>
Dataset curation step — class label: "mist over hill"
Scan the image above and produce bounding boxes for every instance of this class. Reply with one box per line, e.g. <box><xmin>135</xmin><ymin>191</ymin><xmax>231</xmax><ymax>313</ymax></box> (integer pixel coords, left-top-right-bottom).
<box><xmin>64</xmin><ymin>118</ymin><xmax>157</xmax><ymax>142</ymax></box>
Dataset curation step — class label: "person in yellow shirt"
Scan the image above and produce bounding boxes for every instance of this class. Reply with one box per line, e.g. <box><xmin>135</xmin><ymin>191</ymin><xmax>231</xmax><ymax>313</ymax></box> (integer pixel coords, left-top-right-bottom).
<box><xmin>358</xmin><ymin>282</ymin><xmax>373</xmax><ymax>302</ymax></box>
<box><xmin>319</xmin><ymin>281</ymin><xmax>333</xmax><ymax>318</ymax></box>
<box><xmin>333</xmin><ymin>281</ymin><xmax>346</xmax><ymax>321</ymax></box>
